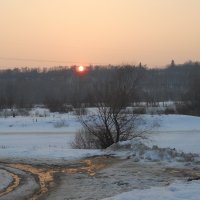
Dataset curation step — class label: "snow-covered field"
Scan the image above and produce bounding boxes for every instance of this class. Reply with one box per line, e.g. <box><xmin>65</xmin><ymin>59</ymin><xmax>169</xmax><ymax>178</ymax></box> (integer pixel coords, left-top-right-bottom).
<box><xmin>0</xmin><ymin>109</ymin><xmax>200</xmax><ymax>199</ymax></box>
<box><xmin>104</xmin><ymin>114</ymin><xmax>200</xmax><ymax>200</ymax></box>
<box><xmin>0</xmin><ymin>110</ymin><xmax>81</xmax><ymax>133</ymax></box>
<box><xmin>103</xmin><ymin>181</ymin><xmax>200</xmax><ymax>200</ymax></box>
<box><xmin>148</xmin><ymin>115</ymin><xmax>200</xmax><ymax>154</ymax></box>
<box><xmin>0</xmin><ymin>110</ymin><xmax>103</xmax><ymax>163</ymax></box>
<box><xmin>0</xmin><ymin>132</ymin><xmax>102</xmax><ymax>163</ymax></box>
<box><xmin>0</xmin><ymin>111</ymin><xmax>200</xmax><ymax>162</ymax></box>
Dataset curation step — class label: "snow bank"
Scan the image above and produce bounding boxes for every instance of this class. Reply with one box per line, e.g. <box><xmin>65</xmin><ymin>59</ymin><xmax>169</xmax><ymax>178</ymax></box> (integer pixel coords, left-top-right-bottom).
<box><xmin>103</xmin><ymin>181</ymin><xmax>200</xmax><ymax>200</ymax></box>
<box><xmin>106</xmin><ymin>140</ymin><xmax>200</xmax><ymax>163</ymax></box>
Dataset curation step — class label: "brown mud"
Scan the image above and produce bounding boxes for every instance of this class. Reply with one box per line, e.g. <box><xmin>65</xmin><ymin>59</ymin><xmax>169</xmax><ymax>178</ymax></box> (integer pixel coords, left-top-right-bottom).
<box><xmin>0</xmin><ymin>157</ymin><xmax>200</xmax><ymax>200</ymax></box>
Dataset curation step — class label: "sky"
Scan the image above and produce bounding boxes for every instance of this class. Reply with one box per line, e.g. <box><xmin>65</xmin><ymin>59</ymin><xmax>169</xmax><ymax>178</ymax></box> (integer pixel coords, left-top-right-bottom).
<box><xmin>0</xmin><ymin>0</ymin><xmax>200</xmax><ymax>68</ymax></box>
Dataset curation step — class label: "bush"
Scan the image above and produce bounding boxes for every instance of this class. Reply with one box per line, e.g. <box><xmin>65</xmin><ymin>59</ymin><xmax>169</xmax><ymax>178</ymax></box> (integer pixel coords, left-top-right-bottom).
<box><xmin>72</xmin><ymin>68</ymin><xmax>145</xmax><ymax>149</ymax></box>
<box><xmin>53</xmin><ymin>119</ymin><xmax>69</xmax><ymax>128</ymax></box>
<box><xmin>71</xmin><ymin>129</ymin><xmax>100</xmax><ymax>149</ymax></box>
<box><xmin>164</xmin><ymin>108</ymin><xmax>176</xmax><ymax>115</ymax></box>
<box><xmin>74</xmin><ymin>106</ymin><xmax>146</xmax><ymax>149</ymax></box>
<box><xmin>176</xmin><ymin>103</ymin><xmax>194</xmax><ymax>115</ymax></box>
<box><xmin>44</xmin><ymin>97</ymin><xmax>73</xmax><ymax>113</ymax></box>
<box><xmin>176</xmin><ymin>103</ymin><xmax>200</xmax><ymax>116</ymax></box>
<box><xmin>16</xmin><ymin>108</ymin><xmax>31</xmax><ymax>116</ymax></box>
<box><xmin>133</xmin><ymin>107</ymin><xmax>146</xmax><ymax>114</ymax></box>
<box><xmin>73</xmin><ymin>107</ymin><xmax>87</xmax><ymax>116</ymax></box>
<box><xmin>0</xmin><ymin>108</ymin><xmax>30</xmax><ymax>117</ymax></box>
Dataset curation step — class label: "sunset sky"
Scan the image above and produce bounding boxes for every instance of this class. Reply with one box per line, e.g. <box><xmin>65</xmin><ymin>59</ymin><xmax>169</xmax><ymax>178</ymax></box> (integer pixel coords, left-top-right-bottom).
<box><xmin>0</xmin><ymin>0</ymin><xmax>200</xmax><ymax>68</ymax></box>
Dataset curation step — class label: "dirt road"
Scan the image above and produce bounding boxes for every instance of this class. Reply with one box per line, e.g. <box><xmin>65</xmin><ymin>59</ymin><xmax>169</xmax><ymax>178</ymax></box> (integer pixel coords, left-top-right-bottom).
<box><xmin>0</xmin><ymin>157</ymin><xmax>200</xmax><ymax>200</ymax></box>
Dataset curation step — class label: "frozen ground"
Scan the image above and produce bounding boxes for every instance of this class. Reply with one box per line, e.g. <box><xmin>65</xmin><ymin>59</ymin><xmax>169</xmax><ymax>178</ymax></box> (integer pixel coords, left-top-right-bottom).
<box><xmin>0</xmin><ymin>109</ymin><xmax>102</xmax><ymax>163</ymax></box>
<box><xmin>0</xmin><ymin>132</ymin><xmax>102</xmax><ymax>164</ymax></box>
<box><xmin>103</xmin><ymin>181</ymin><xmax>200</xmax><ymax>200</ymax></box>
<box><xmin>44</xmin><ymin>158</ymin><xmax>200</xmax><ymax>200</ymax></box>
<box><xmin>102</xmin><ymin>114</ymin><xmax>200</xmax><ymax>200</ymax></box>
<box><xmin>0</xmin><ymin>110</ymin><xmax>200</xmax><ymax>149</ymax></box>
<box><xmin>0</xmin><ymin>112</ymin><xmax>200</xmax><ymax>162</ymax></box>
<box><xmin>0</xmin><ymin>169</ymin><xmax>13</xmax><ymax>191</ymax></box>
<box><xmin>0</xmin><ymin>109</ymin><xmax>200</xmax><ymax>199</ymax></box>
<box><xmin>147</xmin><ymin>114</ymin><xmax>200</xmax><ymax>154</ymax></box>
<box><xmin>0</xmin><ymin>111</ymin><xmax>80</xmax><ymax>133</ymax></box>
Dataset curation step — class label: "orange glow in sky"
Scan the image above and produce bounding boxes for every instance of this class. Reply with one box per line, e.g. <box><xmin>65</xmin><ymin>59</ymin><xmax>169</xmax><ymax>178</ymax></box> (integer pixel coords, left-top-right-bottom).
<box><xmin>0</xmin><ymin>0</ymin><xmax>200</xmax><ymax>68</ymax></box>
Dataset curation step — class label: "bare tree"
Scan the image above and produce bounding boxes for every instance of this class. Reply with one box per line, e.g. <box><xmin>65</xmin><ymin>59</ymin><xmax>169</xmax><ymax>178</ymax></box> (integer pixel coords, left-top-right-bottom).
<box><xmin>73</xmin><ymin>66</ymin><xmax>145</xmax><ymax>149</ymax></box>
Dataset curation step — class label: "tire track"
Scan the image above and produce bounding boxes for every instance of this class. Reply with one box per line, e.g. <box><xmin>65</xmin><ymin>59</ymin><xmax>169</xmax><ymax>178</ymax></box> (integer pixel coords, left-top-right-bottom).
<box><xmin>0</xmin><ymin>156</ymin><xmax>117</xmax><ymax>200</ymax></box>
<box><xmin>0</xmin><ymin>170</ymin><xmax>20</xmax><ymax>197</ymax></box>
<box><xmin>0</xmin><ymin>164</ymin><xmax>39</xmax><ymax>200</ymax></box>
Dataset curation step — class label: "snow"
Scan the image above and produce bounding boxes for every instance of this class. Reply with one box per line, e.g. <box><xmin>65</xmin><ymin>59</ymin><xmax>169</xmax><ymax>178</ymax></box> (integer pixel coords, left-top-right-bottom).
<box><xmin>103</xmin><ymin>181</ymin><xmax>200</xmax><ymax>200</ymax></box>
<box><xmin>104</xmin><ymin>114</ymin><xmax>200</xmax><ymax>200</ymax></box>
<box><xmin>0</xmin><ymin>113</ymin><xmax>81</xmax><ymax>133</ymax></box>
<box><xmin>145</xmin><ymin>115</ymin><xmax>200</xmax><ymax>154</ymax></box>
<box><xmin>0</xmin><ymin>109</ymin><xmax>101</xmax><ymax>163</ymax></box>
<box><xmin>150</xmin><ymin>131</ymin><xmax>200</xmax><ymax>154</ymax></box>
<box><xmin>0</xmin><ymin>110</ymin><xmax>200</xmax><ymax>162</ymax></box>
<box><xmin>0</xmin><ymin>169</ymin><xmax>13</xmax><ymax>191</ymax></box>
<box><xmin>0</xmin><ymin>109</ymin><xmax>200</xmax><ymax>199</ymax></box>
<box><xmin>0</xmin><ymin>132</ymin><xmax>102</xmax><ymax>163</ymax></box>
<box><xmin>106</xmin><ymin>139</ymin><xmax>200</xmax><ymax>163</ymax></box>
<box><xmin>153</xmin><ymin>114</ymin><xmax>200</xmax><ymax>132</ymax></box>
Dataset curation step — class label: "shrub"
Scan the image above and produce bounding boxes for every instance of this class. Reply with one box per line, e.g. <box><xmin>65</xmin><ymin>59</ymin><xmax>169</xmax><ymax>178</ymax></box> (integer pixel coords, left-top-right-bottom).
<box><xmin>73</xmin><ymin>107</ymin><xmax>87</xmax><ymax>116</ymax></box>
<box><xmin>164</xmin><ymin>108</ymin><xmax>176</xmax><ymax>115</ymax></box>
<box><xmin>71</xmin><ymin>129</ymin><xmax>100</xmax><ymax>149</ymax></box>
<box><xmin>133</xmin><ymin>107</ymin><xmax>146</xmax><ymax>114</ymax></box>
<box><xmin>53</xmin><ymin>119</ymin><xmax>69</xmax><ymax>128</ymax></box>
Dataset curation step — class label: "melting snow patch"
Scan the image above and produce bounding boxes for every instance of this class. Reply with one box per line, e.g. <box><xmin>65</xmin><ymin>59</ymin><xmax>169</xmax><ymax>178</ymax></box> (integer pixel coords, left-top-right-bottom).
<box><xmin>102</xmin><ymin>181</ymin><xmax>200</xmax><ymax>200</ymax></box>
<box><xmin>106</xmin><ymin>140</ymin><xmax>200</xmax><ymax>163</ymax></box>
<box><xmin>0</xmin><ymin>169</ymin><xmax>13</xmax><ymax>191</ymax></box>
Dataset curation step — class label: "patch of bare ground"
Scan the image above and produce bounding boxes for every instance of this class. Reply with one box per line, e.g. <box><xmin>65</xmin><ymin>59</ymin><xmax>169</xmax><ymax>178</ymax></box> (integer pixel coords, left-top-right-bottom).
<box><xmin>1</xmin><ymin>157</ymin><xmax>200</xmax><ymax>200</ymax></box>
<box><xmin>0</xmin><ymin>164</ymin><xmax>39</xmax><ymax>200</ymax></box>
<box><xmin>0</xmin><ymin>156</ymin><xmax>118</xmax><ymax>200</ymax></box>
<box><xmin>44</xmin><ymin>159</ymin><xmax>200</xmax><ymax>200</ymax></box>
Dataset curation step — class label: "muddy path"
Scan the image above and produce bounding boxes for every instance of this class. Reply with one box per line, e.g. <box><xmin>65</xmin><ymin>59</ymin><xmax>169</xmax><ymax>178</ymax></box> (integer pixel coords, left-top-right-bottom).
<box><xmin>0</xmin><ymin>156</ymin><xmax>118</xmax><ymax>200</ymax></box>
<box><xmin>0</xmin><ymin>164</ymin><xmax>39</xmax><ymax>200</ymax></box>
<box><xmin>44</xmin><ymin>160</ymin><xmax>200</xmax><ymax>200</ymax></box>
<box><xmin>0</xmin><ymin>157</ymin><xmax>200</xmax><ymax>200</ymax></box>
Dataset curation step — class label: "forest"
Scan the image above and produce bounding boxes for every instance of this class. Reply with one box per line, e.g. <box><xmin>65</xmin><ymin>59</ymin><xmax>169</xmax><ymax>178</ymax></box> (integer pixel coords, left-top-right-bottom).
<box><xmin>0</xmin><ymin>61</ymin><xmax>199</xmax><ymax>114</ymax></box>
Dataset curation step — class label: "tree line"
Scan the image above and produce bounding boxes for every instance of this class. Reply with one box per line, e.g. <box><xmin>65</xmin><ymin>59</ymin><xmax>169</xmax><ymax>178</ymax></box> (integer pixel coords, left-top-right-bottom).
<box><xmin>0</xmin><ymin>61</ymin><xmax>199</xmax><ymax>113</ymax></box>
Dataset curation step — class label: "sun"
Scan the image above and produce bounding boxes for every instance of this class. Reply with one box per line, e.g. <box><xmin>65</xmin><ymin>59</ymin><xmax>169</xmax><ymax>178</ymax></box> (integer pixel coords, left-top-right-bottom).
<box><xmin>78</xmin><ymin>65</ymin><xmax>85</xmax><ymax>72</ymax></box>
<box><xmin>75</xmin><ymin>65</ymin><xmax>89</xmax><ymax>76</ymax></box>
